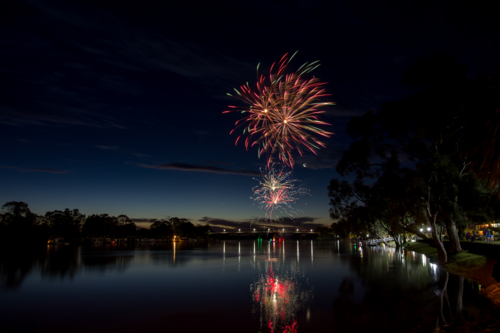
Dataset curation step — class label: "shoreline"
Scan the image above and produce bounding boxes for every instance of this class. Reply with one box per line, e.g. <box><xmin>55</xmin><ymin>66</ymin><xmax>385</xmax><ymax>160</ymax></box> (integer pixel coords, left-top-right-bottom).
<box><xmin>403</xmin><ymin>240</ymin><xmax>500</xmax><ymax>308</ymax></box>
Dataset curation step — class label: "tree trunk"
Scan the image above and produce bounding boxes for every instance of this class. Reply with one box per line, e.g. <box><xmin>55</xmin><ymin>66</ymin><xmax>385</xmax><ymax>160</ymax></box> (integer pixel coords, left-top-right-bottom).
<box><xmin>391</xmin><ymin>231</ymin><xmax>401</xmax><ymax>249</ymax></box>
<box><xmin>445</xmin><ymin>218</ymin><xmax>463</xmax><ymax>254</ymax></box>
<box><xmin>439</xmin><ymin>272</ymin><xmax>449</xmax><ymax>325</ymax></box>
<box><xmin>423</xmin><ymin>208</ymin><xmax>447</xmax><ymax>264</ymax></box>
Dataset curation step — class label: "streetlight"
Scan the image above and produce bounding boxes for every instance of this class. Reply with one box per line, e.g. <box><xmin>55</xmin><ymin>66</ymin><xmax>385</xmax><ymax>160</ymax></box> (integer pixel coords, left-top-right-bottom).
<box><xmin>427</xmin><ymin>228</ymin><xmax>431</xmax><ymax>231</ymax></box>
<box><xmin>420</xmin><ymin>229</ymin><xmax>423</xmax><ymax>232</ymax></box>
<box><xmin>296</xmin><ymin>229</ymin><xmax>299</xmax><ymax>232</ymax></box>
<box><xmin>239</xmin><ymin>229</ymin><xmax>241</xmax><ymax>231</ymax></box>
<box><xmin>223</xmin><ymin>229</ymin><xmax>226</xmax><ymax>232</ymax></box>
<box><xmin>310</xmin><ymin>229</ymin><xmax>312</xmax><ymax>232</ymax></box>
<box><xmin>253</xmin><ymin>228</ymin><xmax>255</xmax><ymax>231</ymax></box>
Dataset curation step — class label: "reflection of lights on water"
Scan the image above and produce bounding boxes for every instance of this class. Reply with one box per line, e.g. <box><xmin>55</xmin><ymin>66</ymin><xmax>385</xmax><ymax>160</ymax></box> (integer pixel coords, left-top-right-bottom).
<box><xmin>251</xmin><ymin>264</ymin><xmax>312</xmax><ymax>332</ymax></box>
<box><xmin>223</xmin><ymin>241</ymin><xmax>226</xmax><ymax>271</ymax></box>
<box><xmin>173</xmin><ymin>241</ymin><xmax>176</xmax><ymax>264</ymax></box>
<box><xmin>297</xmin><ymin>241</ymin><xmax>299</xmax><ymax>264</ymax></box>
<box><xmin>283</xmin><ymin>240</ymin><xmax>285</xmax><ymax>262</ymax></box>
<box><xmin>311</xmin><ymin>240</ymin><xmax>313</xmax><ymax>263</ymax></box>
<box><xmin>422</xmin><ymin>254</ymin><xmax>426</xmax><ymax>266</ymax></box>
<box><xmin>430</xmin><ymin>263</ymin><xmax>438</xmax><ymax>279</ymax></box>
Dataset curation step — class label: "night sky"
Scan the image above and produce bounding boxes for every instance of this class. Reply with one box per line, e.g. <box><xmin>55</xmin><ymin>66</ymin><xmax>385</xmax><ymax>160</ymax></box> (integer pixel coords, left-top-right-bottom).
<box><xmin>2</xmin><ymin>0</ymin><xmax>499</xmax><ymax>230</ymax></box>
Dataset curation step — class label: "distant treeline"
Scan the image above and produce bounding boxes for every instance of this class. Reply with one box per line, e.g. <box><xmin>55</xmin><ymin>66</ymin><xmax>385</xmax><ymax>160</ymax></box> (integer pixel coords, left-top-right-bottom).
<box><xmin>0</xmin><ymin>201</ymin><xmax>210</xmax><ymax>243</ymax></box>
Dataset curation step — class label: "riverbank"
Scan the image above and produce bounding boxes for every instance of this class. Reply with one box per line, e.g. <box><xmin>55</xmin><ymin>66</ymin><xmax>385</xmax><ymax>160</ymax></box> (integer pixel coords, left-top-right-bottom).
<box><xmin>403</xmin><ymin>241</ymin><xmax>500</xmax><ymax>308</ymax></box>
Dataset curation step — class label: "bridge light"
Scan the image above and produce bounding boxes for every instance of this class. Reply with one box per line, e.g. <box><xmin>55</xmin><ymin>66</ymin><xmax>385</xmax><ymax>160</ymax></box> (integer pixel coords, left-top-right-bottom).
<box><xmin>253</xmin><ymin>228</ymin><xmax>255</xmax><ymax>231</ymax></box>
<box><xmin>310</xmin><ymin>229</ymin><xmax>312</xmax><ymax>232</ymax></box>
<box><xmin>296</xmin><ymin>229</ymin><xmax>298</xmax><ymax>232</ymax></box>
<box><xmin>223</xmin><ymin>229</ymin><xmax>226</xmax><ymax>232</ymax></box>
<box><xmin>239</xmin><ymin>229</ymin><xmax>241</xmax><ymax>231</ymax></box>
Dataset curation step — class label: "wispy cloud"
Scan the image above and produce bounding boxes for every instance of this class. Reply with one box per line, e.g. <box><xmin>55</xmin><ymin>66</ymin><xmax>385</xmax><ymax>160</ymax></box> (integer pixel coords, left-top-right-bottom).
<box><xmin>129</xmin><ymin>152</ymin><xmax>150</xmax><ymax>158</ymax></box>
<box><xmin>96</xmin><ymin>145</ymin><xmax>119</xmax><ymax>150</ymax></box>
<box><xmin>139</xmin><ymin>162</ymin><xmax>261</xmax><ymax>176</ymax></box>
<box><xmin>206</xmin><ymin>160</ymin><xmax>235</xmax><ymax>166</ymax></box>
<box><xmin>0</xmin><ymin>165</ymin><xmax>68</xmax><ymax>174</ymax></box>
<box><xmin>0</xmin><ymin>1</ymin><xmax>253</xmax><ymax>129</ymax></box>
<box><xmin>192</xmin><ymin>130</ymin><xmax>210</xmax><ymax>136</ymax></box>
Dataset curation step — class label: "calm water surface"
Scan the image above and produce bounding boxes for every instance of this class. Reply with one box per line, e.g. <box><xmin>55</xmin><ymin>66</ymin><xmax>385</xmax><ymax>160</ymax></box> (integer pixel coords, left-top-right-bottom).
<box><xmin>1</xmin><ymin>240</ymin><xmax>499</xmax><ymax>333</ymax></box>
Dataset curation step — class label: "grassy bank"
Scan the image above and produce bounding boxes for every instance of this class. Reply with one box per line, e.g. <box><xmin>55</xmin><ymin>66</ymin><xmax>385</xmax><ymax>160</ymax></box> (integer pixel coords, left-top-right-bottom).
<box><xmin>403</xmin><ymin>241</ymin><xmax>500</xmax><ymax>307</ymax></box>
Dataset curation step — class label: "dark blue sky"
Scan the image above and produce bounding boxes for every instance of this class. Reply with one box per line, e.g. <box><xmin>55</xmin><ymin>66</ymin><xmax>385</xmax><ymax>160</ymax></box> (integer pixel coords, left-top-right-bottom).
<box><xmin>1</xmin><ymin>0</ymin><xmax>499</xmax><ymax>230</ymax></box>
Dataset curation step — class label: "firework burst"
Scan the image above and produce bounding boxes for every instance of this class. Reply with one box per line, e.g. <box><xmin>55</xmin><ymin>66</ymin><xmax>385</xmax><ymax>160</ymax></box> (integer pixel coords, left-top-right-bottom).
<box><xmin>223</xmin><ymin>51</ymin><xmax>335</xmax><ymax>168</ymax></box>
<box><xmin>251</xmin><ymin>164</ymin><xmax>309</xmax><ymax>221</ymax></box>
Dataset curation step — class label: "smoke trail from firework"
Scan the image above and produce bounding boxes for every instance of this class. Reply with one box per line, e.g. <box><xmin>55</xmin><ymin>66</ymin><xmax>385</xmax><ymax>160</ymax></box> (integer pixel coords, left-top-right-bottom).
<box><xmin>223</xmin><ymin>51</ymin><xmax>335</xmax><ymax>168</ymax></box>
<box><xmin>251</xmin><ymin>164</ymin><xmax>309</xmax><ymax>221</ymax></box>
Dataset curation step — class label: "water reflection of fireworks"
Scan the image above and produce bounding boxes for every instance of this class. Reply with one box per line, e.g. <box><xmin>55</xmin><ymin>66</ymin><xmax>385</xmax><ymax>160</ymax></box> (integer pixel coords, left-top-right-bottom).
<box><xmin>250</xmin><ymin>263</ymin><xmax>313</xmax><ymax>333</ymax></box>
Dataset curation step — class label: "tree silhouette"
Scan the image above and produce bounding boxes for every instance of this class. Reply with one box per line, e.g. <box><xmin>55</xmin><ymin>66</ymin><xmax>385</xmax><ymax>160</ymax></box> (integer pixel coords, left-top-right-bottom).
<box><xmin>45</xmin><ymin>208</ymin><xmax>85</xmax><ymax>239</ymax></box>
<box><xmin>458</xmin><ymin>69</ymin><xmax>500</xmax><ymax>195</ymax></box>
<box><xmin>1</xmin><ymin>201</ymin><xmax>40</xmax><ymax>238</ymax></box>
<box><xmin>332</xmin><ymin>52</ymin><xmax>500</xmax><ymax>262</ymax></box>
<box><xmin>150</xmin><ymin>220</ymin><xmax>172</xmax><ymax>239</ymax></box>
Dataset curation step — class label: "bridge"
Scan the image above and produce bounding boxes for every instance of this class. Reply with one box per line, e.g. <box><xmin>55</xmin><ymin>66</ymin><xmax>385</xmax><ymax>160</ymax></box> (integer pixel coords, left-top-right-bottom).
<box><xmin>209</xmin><ymin>230</ymin><xmax>318</xmax><ymax>240</ymax></box>
<box><xmin>209</xmin><ymin>230</ymin><xmax>318</xmax><ymax>235</ymax></box>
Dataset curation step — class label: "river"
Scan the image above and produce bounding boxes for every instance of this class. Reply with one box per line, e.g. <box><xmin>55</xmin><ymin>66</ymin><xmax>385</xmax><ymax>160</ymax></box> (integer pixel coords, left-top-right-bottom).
<box><xmin>0</xmin><ymin>240</ymin><xmax>499</xmax><ymax>332</ymax></box>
